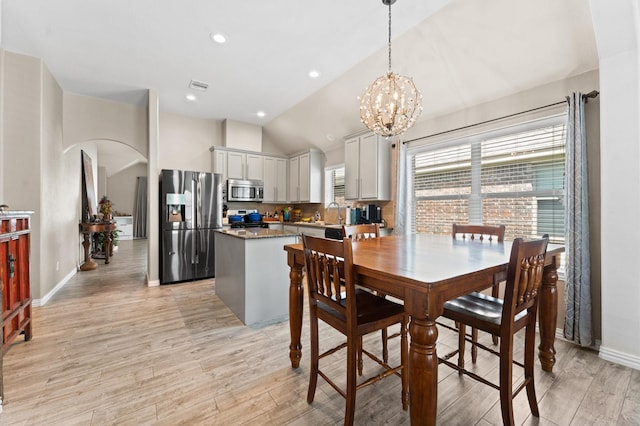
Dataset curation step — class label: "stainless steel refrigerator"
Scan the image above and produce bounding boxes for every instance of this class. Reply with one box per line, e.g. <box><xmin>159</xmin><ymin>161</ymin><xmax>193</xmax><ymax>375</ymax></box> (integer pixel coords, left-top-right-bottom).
<box><xmin>160</xmin><ymin>169</ymin><xmax>222</xmax><ymax>284</ymax></box>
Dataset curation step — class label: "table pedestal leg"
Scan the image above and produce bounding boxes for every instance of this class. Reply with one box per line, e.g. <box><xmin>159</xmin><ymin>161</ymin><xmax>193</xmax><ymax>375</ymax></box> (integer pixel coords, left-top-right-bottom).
<box><xmin>288</xmin><ymin>257</ymin><xmax>304</xmax><ymax>368</ymax></box>
<box><xmin>538</xmin><ymin>255</ymin><xmax>559</xmax><ymax>372</ymax></box>
<box><xmin>79</xmin><ymin>232</ymin><xmax>97</xmax><ymax>271</ymax></box>
<box><xmin>104</xmin><ymin>232</ymin><xmax>112</xmax><ymax>264</ymax></box>
<box><xmin>409</xmin><ymin>316</ymin><xmax>438</xmax><ymax>426</ymax></box>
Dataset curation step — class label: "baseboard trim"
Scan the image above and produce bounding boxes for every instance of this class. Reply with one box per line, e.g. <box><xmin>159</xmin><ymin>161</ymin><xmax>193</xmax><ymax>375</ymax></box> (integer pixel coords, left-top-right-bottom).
<box><xmin>146</xmin><ymin>275</ymin><xmax>160</xmax><ymax>287</ymax></box>
<box><xmin>33</xmin><ymin>268</ymin><xmax>77</xmax><ymax>307</ymax></box>
<box><xmin>599</xmin><ymin>345</ymin><xmax>640</xmax><ymax>371</ymax></box>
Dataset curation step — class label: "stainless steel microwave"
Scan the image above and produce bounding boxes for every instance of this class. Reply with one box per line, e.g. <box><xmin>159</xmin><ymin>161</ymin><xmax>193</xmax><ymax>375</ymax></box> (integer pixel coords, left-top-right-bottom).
<box><xmin>226</xmin><ymin>179</ymin><xmax>264</xmax><ymax>202</ymax></box>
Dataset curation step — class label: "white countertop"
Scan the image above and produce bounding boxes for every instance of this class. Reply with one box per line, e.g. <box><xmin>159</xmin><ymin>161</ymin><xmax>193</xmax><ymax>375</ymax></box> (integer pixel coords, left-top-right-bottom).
<box><xmin>216</xmin><ymin>228</ymin><xmax>298</xmax><ymax>239</ymax></box>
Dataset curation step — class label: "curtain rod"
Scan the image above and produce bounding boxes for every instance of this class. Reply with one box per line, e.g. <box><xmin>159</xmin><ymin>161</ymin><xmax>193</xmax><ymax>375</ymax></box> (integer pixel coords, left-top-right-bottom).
<box><xmin>403</xmin><ymin>90</ymin><xmax>599</xmax><ymax>144</ymax></box>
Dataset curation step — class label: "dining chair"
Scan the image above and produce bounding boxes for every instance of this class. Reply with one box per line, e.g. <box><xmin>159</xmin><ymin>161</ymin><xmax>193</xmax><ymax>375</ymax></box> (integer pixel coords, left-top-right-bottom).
<box><xmin>302</xmin><ymin>234</ymin><xmax>408</xmax><ymax>425</ymax></box>
<box><xmin>450</xmin><ymin>223</ymin><xmax>507</xmax><ymax>364</ymax></box>
<box><xmin>440</xmin><ymin>235</ymin><xmax>549</xmax><ymax>426</ymax></box>
<box><xmin>342</xmin><ymin>222</ymin><xmax>399</xmax><ymax>369</ymax></box>
<box><xmin>342</xmin><ymin>223</ymin><xmax>380</xmax><ymax>241</ymax></box>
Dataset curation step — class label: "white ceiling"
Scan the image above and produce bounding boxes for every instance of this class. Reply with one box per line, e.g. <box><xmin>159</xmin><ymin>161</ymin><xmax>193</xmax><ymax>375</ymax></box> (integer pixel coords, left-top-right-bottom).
<box><xmin>1</xmin><ymin>0</ymin><xmax>598</xmax><ymax>171</ymax></box>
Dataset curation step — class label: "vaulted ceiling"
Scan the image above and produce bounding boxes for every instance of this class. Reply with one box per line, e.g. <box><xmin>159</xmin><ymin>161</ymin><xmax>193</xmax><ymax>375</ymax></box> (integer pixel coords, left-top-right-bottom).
<box><xmin>2</xmin><ymin>0</ymin><xmax>598</xmax><ymax>164</ymax></box>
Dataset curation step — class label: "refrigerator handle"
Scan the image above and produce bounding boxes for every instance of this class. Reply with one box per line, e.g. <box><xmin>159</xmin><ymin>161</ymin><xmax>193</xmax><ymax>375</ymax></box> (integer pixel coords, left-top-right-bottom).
<box><xmin>192</xmin><ymin>176</ymin><xmax>198</xmax><ymax>229</ymax></box>
<box><xmin>192</xmin><ymin>232</ymin><xmax>198</xmax><ymax>265</ymax></box>
<box><xmin>192</xmin><ymin>176</ymin><xmax>198</xmax><ymax>265</ymax></box>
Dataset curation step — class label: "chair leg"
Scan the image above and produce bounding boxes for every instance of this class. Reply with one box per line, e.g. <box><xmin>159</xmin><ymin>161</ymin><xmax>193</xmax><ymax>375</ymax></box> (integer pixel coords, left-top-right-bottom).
<box><xmin>358</xmin><ymin>336</ymin><xmax>363</xmax><ymax>376</ymax></box>
<box><xmin>492</xmin><ymin>283</ymin><xmax>500</xmax><ymax>345</ymax></box>
<box><xmin>471</xmin><ymin>327</ymin><xmax>478</xmax><ymax>363</ymax></box>
<box><xmin>307</xmin><ymin>312</ymin><xmax>319</xmax><ymax>404</ymax></box>
<box><xmin>382</xmin><ymin>328</ymin><xmax>389</xmax><ymax>364</ymax></box>
<box><xmin>499</xmin><ymin>335</ymin><xmax>516</xmax><ymax>426</ymax></box>
<box><xmin>524</xmin><ymin>320</ymin><xmax>540</xmax><ymax>417</ymax></box>
<box><xmin>345</xmin><ymin>335</ymin><xmax>358</xmax><ymax>426</ymax></box>
<box><xmin>400</xmin><ymin>318</ymin><xmax>409</xmax><ymax>410</ymax></box>
<box><xmin>457</xmin><ymin>323</ymin><xmax>466</xmax><ymax>374</ymax></box>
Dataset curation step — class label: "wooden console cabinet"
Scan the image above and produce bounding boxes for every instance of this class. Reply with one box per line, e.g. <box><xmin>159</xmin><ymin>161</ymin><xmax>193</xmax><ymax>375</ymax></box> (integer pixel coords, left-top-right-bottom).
<box><xmin>0</xmin><ymin>212</ymin><xmax>33</xmax><ymax>353</ymax></box>
<box><xmin>0</xmin><ymin>211</ymin><xmax>33</xmax><ymax>407</ymax></box>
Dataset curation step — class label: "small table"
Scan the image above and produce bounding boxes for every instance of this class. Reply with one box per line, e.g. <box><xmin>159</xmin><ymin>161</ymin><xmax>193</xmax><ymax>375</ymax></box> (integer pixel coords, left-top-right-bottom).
<box><xmin>79</xmin><ymin>221</ymin><xmax>117</xmax><ymax>271</ymax></box>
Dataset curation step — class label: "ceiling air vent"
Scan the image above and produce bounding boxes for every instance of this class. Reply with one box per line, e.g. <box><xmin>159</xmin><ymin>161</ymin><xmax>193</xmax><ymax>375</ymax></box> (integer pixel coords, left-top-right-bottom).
<box><xmin>188</xmin><ymin>80</ymin><xmax>209</xmax><ymax>91</ymax></box>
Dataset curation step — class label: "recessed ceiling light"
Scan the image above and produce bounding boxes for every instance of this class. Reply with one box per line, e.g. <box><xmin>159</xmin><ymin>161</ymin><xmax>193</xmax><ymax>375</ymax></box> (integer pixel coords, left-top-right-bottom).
<box><xmin>256</xmin><ymin>111</ymin><xmax>266</xmax><ymax>118</ymax></box>
<box><xmin>210</xmin><ymin>33</ymin><xmax>226</xmax><ymax>44</ymax></box>
<box><xmin>186</xmin><ymin>94</ymin><xmax>197</xmax><ymax>101</ymax></box>
<box><xmin>308</xmin><ymin>70</ymin><xmax>320</xmax><ymax>78</ymax></box>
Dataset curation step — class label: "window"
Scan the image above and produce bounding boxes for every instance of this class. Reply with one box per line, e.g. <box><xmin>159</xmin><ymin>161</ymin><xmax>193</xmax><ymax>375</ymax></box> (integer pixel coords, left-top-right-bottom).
<box><xmin>408</xmin><ymin>115</ymin><xmax>566</xmax><ymax>243</ymax></box>
<box><xmin>324</xmin><ymin>165</ymin><xmax>345</xmax><ymax>206</ymax></box>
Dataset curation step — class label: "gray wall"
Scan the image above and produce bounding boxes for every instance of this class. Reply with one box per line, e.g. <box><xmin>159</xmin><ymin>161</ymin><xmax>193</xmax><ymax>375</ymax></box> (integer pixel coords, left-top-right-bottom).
<box><xmin>107</xmin><ymin>163</ymin><xmax>147</xmax><ymax>217</ymax></box>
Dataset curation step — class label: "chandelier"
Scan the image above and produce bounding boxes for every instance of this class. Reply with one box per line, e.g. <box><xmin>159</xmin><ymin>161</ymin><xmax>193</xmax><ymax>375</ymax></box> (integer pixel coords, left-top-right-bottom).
<box><xmin>359</xmin><ymin>0</ymin><xmax>422</xmax><ymax>137</ymax></box>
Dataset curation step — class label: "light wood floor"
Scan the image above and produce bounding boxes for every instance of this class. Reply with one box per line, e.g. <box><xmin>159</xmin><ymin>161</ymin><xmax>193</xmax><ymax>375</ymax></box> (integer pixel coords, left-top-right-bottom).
<box><xmin>1</xmin><ymin>239</ymin><xmax>638</xmax><ymax>425</ymax></box>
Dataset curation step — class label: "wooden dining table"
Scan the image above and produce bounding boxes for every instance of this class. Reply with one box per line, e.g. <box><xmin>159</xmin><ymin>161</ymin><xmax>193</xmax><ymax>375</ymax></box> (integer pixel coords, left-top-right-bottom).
<box><xmin>283</xmin><ymin>233</ymin><xmax>564</xmax><ymax>426</ymax></box>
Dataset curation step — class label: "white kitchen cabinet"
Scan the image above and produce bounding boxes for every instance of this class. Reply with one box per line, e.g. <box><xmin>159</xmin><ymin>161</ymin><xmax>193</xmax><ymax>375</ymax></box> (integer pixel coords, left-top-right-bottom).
<box><xmin>289</xmin><ymin>150</ymin><xmax>322</xmax><ymax>203</ymax></box>
<box><xmin>267</xmin><ymin>222</ymin><xmax>284</xmax><ymax>231</ymax></box>
<box><xmin>212</xmin><ymin>148</ymin><xmax>264</xmax><ymax>182</ymax></box>
<box><xmin>212</xmin><ymin>149</ymin><xmax>228</xmax><ymax>183</ymax></box>
<box><xmin>114</xmin><ymin>216</ymin><xmax>134</xmax><ymax>240</ymax></box>
<box><xmin>296</xmin><ymin>225</ymin><xmax>325</xmax><ymax>238</ymax></box>
<box><xmin>263</xmin><ymin>156</ymin><xmax>288</xmax><ymax>203</ymax></box>
<box><xmin>344</xmin><ymin>132</ymin><xmax>391</xmax><ymax>200</ymax></box>
<box><xmin>227</xmin><ymin>151</ymin><xmax>263</xmax><ymax>181</ymax></box>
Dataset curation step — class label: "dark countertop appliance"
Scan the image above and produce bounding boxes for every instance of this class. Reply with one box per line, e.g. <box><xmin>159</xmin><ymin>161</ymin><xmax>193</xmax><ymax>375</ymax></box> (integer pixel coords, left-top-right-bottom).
<box><xmin>160</xmin><ymin>169</ymin><xmax>222</xmax><ymax>284</ymax></box>
<box><xmin>350</xmin><ymin>204</ymin><xmax>382</xmax><ymax>224</ymax></box>
<box><xmin>364</xmin><ymin>204</ymin><xmax>382</xmax><ymax>223</ymax></box>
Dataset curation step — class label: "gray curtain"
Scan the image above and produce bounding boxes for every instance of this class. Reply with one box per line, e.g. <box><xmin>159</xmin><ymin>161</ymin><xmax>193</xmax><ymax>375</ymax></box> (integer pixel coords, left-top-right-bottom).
<box><xmin>563</xmin><ymin>93</ymin><xmax>592</xmax><ymax>346</ymax></box>
<box><xmin>133</xmin><ymin>176</ymin><xmax>147</xmax><ymax>238</ymax></box>
<box><xmin>394</xmin><ymin>140</ymin><xmax>409</xmax><ymax>235</ymax></box>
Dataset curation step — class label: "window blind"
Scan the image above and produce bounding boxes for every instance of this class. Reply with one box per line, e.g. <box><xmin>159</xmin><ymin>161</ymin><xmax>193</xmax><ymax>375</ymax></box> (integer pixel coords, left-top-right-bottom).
<box><xmin>325</xmin><ymin>166</ymin><xmax>345</xmax><ymax>206</ymax></box>
<box><xmin>409</xmin><ymin>116</ymin><xmax>566</xmax><ymax>243</ymax></box>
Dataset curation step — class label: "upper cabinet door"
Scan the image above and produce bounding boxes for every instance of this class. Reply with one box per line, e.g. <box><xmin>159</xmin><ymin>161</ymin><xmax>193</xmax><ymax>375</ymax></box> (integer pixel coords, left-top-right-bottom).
<box><xmin>289</xmin><ymin>156</ymin><xmax>300</xmax><ymax>202</ymax></box>
<box><xmin>212</xmin><ymin>149</ymin><xmax>228</xmax><ymax>183</ymax></box>
<box><xmin>344</xmin><ymin>133</ymin><xmax>391</xmax><ymax>201</ymax></box>
<box><xmin>263</xmin><ymin>156</ymin><xmax>288</xmax><ymax>203</ymax></box>
<box><xmin>298</xmin><ymin>153</ymin><xmax>310</xmax><ymax>202</ymax></box>
<box><xmin>359</xmin><ymin>133</ymin><xmax>381</xmax><ymax>199</ymax></box>
<box><xmin>289</xmin><ymin>151</ymin><xmax>322</xmax><ymax>203</ymax></box>
<box><xmin>275</xmin><ymin>158</ymin><xmax>288</xmax><ymax>202</ymax></box>
<box><xmin>227</xmin><ymin>151</ymin><xmax>245</xmax><ymax>180</ymax></box>
<box><xmin>344</xmin><ymin>137</ymin><xmax>360</xmax><ymax>200</ymax></box>
<box><xmin>246</xmin><ymin>154</ymin><xmax>264</xmax><ymax>181</ymax></box>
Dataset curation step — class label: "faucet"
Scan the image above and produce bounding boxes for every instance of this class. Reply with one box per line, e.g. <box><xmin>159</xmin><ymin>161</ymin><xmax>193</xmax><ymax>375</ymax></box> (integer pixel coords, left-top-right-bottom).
<box><xmin>327</xmin><ymin>202</ymin><xmax>343</xmax><ymax>224</ymax></box>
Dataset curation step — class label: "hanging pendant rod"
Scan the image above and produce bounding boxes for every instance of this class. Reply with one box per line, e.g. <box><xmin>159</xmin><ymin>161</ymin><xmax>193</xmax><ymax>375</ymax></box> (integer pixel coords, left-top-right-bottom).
<box><xmin>402</xmin><ymin>90</ymin><xmax>599</xmax><ymax>144</ymax></box>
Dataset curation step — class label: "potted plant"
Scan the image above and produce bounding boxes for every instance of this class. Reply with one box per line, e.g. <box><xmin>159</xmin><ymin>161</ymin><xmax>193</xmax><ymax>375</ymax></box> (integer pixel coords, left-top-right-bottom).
<box><xmin>94</xmin><ymin>229</ymin><xmax>121</xmax><ymax>255</ymax></box>
<box><xmin>99</xmin><ymin>196</ymin><xmax>113</xmax><ymax>221</ymax></box>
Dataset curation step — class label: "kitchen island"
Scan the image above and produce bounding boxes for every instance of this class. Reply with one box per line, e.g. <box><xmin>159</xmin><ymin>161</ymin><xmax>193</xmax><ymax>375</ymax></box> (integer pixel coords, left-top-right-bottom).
<box><xmin>214</xmin><ymin>228</ymin><xmax>298</xmax><ymax>326</ymax></box>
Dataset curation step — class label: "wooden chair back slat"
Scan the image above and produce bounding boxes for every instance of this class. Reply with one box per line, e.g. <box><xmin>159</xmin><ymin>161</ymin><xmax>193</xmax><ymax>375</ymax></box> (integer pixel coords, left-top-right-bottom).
<box><xmin>452</xmin><ymin>223</ymin><xmax>505</xmax><ymax>242</ymax></box>
<box><xmin>303</xmin><ymin>235</ymin><xmax>352</xmax><ymax>318</ymax></box>
<box><xmin>503</xmin><ymin>236</ymin><xmax>548</xmax><ymax>322</ymax></box>
<box><xmin>342</xmin><ymin>223</ymin><xmax>380</xmax><ymax>241</ymax></box>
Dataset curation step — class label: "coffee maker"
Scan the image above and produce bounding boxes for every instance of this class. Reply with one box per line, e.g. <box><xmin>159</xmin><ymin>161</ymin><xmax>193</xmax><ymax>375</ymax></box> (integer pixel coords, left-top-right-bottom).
<box><xmin>364</xmin><ymin>204</ymin><xmax>382</xmax><ymax>223</ymax></box>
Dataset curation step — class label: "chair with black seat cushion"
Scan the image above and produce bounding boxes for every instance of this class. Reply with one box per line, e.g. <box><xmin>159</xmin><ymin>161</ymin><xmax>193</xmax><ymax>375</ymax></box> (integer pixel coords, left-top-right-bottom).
<box><xmin>440</xmin><ymin>235</ymin><xmax>549</xmax><ymax>426</ymax></box>
<box><xmin>342</xmin><ymin>223</ymin><xmax>396</xmax><ymax>368</ymax></box>
<box><xmin>302</xmin><ymin>234</ymin><xmax>408</xmax><ymax>426</ymax></box>
<box><xmin>451</xmin><ymin>223</ymin><xmax>507</xmax><ymax>362</ymax></box>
